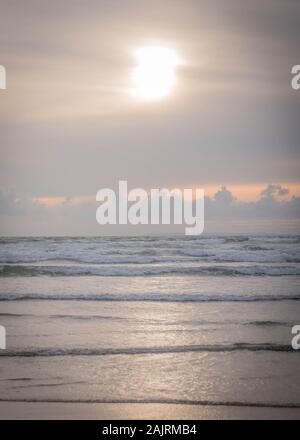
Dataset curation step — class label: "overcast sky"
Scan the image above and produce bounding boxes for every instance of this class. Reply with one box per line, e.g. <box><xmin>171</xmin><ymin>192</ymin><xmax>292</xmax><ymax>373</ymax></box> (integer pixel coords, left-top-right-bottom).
<box><xmin>0</xmin><ymin>0</ymin><xmax>299</xmax><ymax>234</ymax></box>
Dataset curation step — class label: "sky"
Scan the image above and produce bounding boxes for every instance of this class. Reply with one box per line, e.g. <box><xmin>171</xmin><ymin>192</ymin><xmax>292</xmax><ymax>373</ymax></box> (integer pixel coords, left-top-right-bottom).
<box><xmin>0</xmin><ymin>0</ymin><xmax>299</xmax><ymax>235</ymax></box>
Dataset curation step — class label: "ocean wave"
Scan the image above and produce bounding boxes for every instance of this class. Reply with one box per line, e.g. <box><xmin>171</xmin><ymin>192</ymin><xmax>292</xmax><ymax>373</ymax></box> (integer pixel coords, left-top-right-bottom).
<box><xmin>1</xmin><ymin>246</ymin><xmax>299</xmax><ymax>265</ymax></box>
<box><xmin>0</xmin><ymin>236</ymin><xmax>300</xmax><ymax>264</ymax></box>
<box><xmin>0</xmin><ymin>343</ymin><xmax>295</xmax><ymax>358</ymax></box>
<box><xmin>245</xmin><ymin>320</ymin><xmax>289</xmax><ymax>327</ymax></box>
<box><xmin>1</xmin><ymin>263</ymin><xmax>299</xmax><ymax>277</ymax></box>
<box><xmin>177</xmin><ymin>248</ymin><xmax>300</xmax><ymax>263</ymax></box>
<box><xmin>0</xmin><ymin>255</ymin><xmax>200</xmax><ymax>265</ymax></box>
<box><xmin>0</xmin><ymin>292</ymin><xmax>299</xmax><ymax>302</ymax></box>
<box><xmin>0</xmin><ymin>397</ymin><xmax>298</xmax><ymax>409</ymax></box>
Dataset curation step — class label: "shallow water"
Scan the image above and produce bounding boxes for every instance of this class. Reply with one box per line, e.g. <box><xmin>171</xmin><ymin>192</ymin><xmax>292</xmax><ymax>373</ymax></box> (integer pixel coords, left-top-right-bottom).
<box><xmin>0</xmin><ymin>235</ymin><xmax>299</xmax><ymax>411</ymax></box>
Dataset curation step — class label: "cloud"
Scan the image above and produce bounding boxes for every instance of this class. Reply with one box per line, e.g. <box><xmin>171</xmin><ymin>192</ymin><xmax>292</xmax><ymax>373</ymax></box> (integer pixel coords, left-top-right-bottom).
<box><xmin>205</xmin><ymin>185</ymin><xmax>300</xmax><ymax>221</ymax></box>
<box><xmin>0</xmin><ymin>189</ymin><xmax>45</xmax><ymax>217</ymax></box>
<box><xmin>214</xmin><ymin>186</ymin><xmax>236</xmax><ymax>204</ymax></box>
<box><xmin>0</xmin><ymin>184</ymin><xmax>299</xmax><ymax>235</ymax></box>
<box><xmin>260</xmin><ymin>184</ymin><xmax>289</xmax><ymax>199</ymax></box>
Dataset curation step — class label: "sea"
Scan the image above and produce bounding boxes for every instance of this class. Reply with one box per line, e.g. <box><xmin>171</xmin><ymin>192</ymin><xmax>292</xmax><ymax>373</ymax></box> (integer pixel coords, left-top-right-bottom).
<box><xmin>0</xmin><ymin>235</ymin><xmax>299</xmax><ymax>412</ymax></box>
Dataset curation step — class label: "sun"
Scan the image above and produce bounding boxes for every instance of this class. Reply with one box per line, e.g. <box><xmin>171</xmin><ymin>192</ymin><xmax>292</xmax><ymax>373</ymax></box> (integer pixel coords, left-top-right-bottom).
<box><xmin>131</xmin><ymin>46</ymin><xmax>181</xmax><ymax>101</ymax></box>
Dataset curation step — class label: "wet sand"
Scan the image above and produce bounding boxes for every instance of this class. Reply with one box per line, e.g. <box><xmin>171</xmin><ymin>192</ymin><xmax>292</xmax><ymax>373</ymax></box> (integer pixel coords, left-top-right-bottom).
<box><xmin>1</xmin><ymin>402</ymin><xmax>300</xmax><ymax>420</ymax></box>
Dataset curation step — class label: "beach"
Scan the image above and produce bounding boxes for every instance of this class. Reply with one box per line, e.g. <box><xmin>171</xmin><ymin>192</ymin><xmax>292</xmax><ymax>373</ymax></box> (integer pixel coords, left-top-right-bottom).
<box><xmin>0</xmin><ymin>235</ymin><xmax>299</xmax><ymax>419</ymax></box>
<box><xmin>1</xmin><ymin>402</ymin><xmax>300</xmax><ymax>420</ymax></box>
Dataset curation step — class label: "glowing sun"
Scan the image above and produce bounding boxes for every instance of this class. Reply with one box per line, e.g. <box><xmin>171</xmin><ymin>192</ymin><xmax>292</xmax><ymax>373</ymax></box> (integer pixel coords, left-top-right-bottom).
<box><xmin>131</xmin><ymin>46</ymin><xmax>181</xmax><ymax>100</ymax></box>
